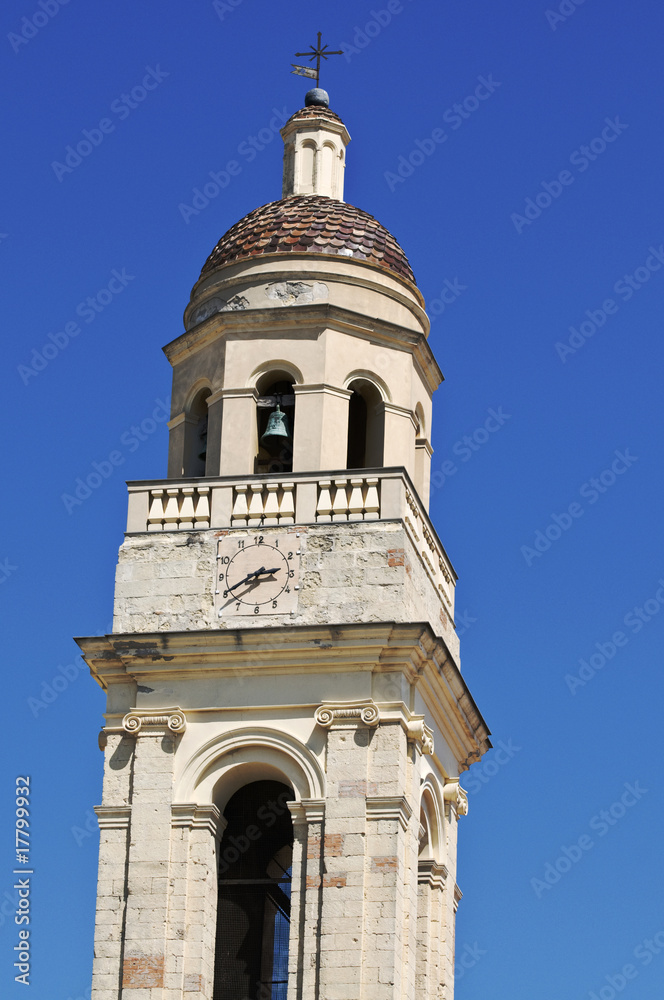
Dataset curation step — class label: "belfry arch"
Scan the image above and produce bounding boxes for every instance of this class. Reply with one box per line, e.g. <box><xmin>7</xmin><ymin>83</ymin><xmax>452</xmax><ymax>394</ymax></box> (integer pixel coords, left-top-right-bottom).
<box><xmin>344</xmin><ymin>375</ymin><xmax>386</xmax><ymax>470</ymax></box>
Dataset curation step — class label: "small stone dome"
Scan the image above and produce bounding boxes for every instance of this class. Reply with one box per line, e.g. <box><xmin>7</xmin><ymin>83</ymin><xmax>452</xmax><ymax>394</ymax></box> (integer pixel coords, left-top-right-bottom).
<box><xmin>200</xmin><ymin>195</ymin><xmax>415</xmax><ymax>284</ymax></box>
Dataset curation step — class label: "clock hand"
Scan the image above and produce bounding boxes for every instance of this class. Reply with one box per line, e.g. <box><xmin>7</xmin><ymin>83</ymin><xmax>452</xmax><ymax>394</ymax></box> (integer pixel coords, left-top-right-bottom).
<box><xmin>227</xmin><ymin>567</ymin><xmax>265</xmax><ymax>591</ymax></box>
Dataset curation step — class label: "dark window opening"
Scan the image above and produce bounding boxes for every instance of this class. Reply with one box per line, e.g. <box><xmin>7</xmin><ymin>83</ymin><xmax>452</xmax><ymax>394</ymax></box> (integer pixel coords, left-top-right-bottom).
<box><xmin>346</xmin><ymin>379</ymin><xmax>384</xmax><ymax>470</ymax></box>
<box><xmin>184</xmin><ymin>388</ymin><xmax>211</xmax><ymax>477</ymax></box>
<box><xmin>255</xmin><ymin>379</ymin><xmax>295</xmax><ymax>475</ymax></box>
<box><xmin>346</xmin><ymin>391</ymin><xmax>368</xmax><ymax>468</ymax></box>
<box><xmin>213</xmin><ymin>780</ymin><xmax>294</xmax><ymax>1000</ymax></box>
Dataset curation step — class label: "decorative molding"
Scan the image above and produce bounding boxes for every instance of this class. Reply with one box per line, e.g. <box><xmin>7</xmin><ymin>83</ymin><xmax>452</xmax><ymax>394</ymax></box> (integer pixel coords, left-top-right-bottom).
<box><xmin>443</xmin><ymin>780</ymin><xmax>469</xmax><ymax>818</ymax></box>
<box><xmin>366</xmin><ymin>795</ymin><xmax>413</xmax><ymax>831</ymax></box>
<box><xmin>171</xmin><ymin>803</ymin><xmax>222</xmax><ymax>837</ymax></box>
<box><xmin>404</xmin><ymin>717</ymin><xmax>434</xmax><ymax>755</ymax></box>
<box><xmin>122</xmin><ymin>707</ymin><xmax>187</xmax><ymax>736</ymax></box>
<box><xmin>94</xmin><ymin>805</ymin><xmax>131</xmax><ymax>830</ymax></box>
<box><xmin>453</xmin><ymin>883</ymin><xmax>463</xmax><ymax>912</ymax></box>
<box><xmin>417</xmin><ymin>859</ymin><xmax>448</xmax><ymax>889</ymax></box>
<box><xmin>288</xmin><ymin>798</ymin><xmax>326</xmax><ymax>826</ymax></box>
<box><xmin>314</xmin><ymin>701</ymin><xmax>380</xmax><ymax>728</ymax></box>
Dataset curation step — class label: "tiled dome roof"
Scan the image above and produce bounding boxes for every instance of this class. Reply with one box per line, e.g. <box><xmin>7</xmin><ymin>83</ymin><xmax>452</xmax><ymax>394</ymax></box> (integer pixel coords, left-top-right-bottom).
<box><xmin>200</xmin><ymin>195</ymin><xmax>415</xmax><ymax>284</ymax></box>
<box><xmin>283</xmin><ymin>105</ymin><xmax>344</xmax><ymax>127</ymax></box>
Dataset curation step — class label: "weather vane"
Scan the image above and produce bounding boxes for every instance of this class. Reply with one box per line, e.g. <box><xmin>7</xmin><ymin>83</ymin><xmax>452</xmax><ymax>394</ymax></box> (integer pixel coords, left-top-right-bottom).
<box><xmin>291</xmin><ymin>31</ymin><xmax>343</xmax><ymax>88</ymax></box>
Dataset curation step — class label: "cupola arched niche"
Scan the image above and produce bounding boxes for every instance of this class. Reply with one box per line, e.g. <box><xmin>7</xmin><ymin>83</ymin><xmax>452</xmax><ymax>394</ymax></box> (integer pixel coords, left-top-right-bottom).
<box><xmin>344</xmin><ymin>374</ymin><xmax>387</xmax><ymax>470</ymax></box>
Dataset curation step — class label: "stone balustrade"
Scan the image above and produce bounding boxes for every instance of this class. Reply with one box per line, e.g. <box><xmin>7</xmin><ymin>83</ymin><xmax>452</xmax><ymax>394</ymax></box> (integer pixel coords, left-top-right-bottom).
<box><xmin>126</xmin><ymin>468</ymin><xmax>456</xmax><ymax>611</ymax></box>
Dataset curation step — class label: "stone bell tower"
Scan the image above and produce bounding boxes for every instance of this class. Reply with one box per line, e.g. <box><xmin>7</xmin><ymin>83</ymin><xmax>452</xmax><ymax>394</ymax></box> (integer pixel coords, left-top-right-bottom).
<box><xmin>77</xmin><ymin>87</ymin><xmax>490</xmax><ymax>1000</ymax></box>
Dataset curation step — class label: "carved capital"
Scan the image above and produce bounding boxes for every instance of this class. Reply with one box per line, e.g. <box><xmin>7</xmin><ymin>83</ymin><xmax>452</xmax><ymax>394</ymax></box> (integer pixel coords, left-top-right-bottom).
<box><xmin>443</xmin><ymin>780</ymin><xmax>469</xmax><ymax>819</ymax></box>
<box><xmin>417</xmin><ymin>858</ymin><xmax>448</xmax><ymax>889</ymax></box>
<box><xmin>288</xmin><ymin>798</ymin><xmax>326</xmax><ymax>827</ymax></box>
<box><xmin>405</xmin><ymin>718</ymin><xmax>434</xmax><ymax>755</ymax></box>
<box><xmin>122</xmin><ymin>707</ymin><xmax>187</xmax><ymax>736</ymax></box>
<box><xmin>94</xmin><ymin>805</ymin><xmax>131</xmax><ymax>830</ymax></box>
<box><xmin>366</xmin><ymin>795</ymin><xmax>413</xmax><ymax>831</ymax></box>
<box><xmin>314</xmin><ymin>701</ymin><xmax>380</xmax><ymax>728</ymax></box>
<box><xmin>171</xmin><ymin>803</ymin><xmax>222</xmax><ymax>837</ymax></box>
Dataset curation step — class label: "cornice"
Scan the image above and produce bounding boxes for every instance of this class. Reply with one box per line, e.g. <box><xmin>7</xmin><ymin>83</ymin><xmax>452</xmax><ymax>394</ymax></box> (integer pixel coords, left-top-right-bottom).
<box><xmin>75</xmin><ymin>622</ymin><xmax>491</xmax><ymax>767</ymax></box>
<box><xmin>164</xmin><ymin>302</ymin><xmax>442</xmax><ymax>394</ymax></box>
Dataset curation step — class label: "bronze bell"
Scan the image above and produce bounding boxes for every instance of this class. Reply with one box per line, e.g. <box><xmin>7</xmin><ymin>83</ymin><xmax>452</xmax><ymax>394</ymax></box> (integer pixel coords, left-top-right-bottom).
<box><xmin>260</xmin><ymin>404</ymin><xmax>290</xmax><ymax>448</ymax></box>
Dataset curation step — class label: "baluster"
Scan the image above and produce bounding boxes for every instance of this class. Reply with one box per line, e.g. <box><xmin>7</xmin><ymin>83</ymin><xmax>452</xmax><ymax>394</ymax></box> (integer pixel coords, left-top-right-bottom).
<box><xmin>163</xmin><ymin>488</ymin><xmax>181</xmax><ymax>530</ymax></box>
<box><xmin>347</xmin><ymin>478</ymin><xmax>365</xmax><ymax>521</ymax></box>
<box><xmin>179</xmin><ymin>488</ymin><xmax>195</xmax><ymax>529</ymax></box>
<box><xmin>279</xmin><ymin>483</ymin><xmax>295</xmax><ymax>524</ymax></box>
<box><xmin>194</xmin><ymin>487</ymin><xmax>210</xmax><ymax>528</ymax></box>
<box><xmin>147</xmin><ymin>489</ymin><xmax>165</xmax><ymax>531</ymax></box>
<box><xmin>231</xmin><ymin>485</ymin><xmax>249</xmax><ymax>526</ymax></box>
<box><xmin>247</xmin><ymin>483</ymin><xmax>265</xmax><ymax>526</ymax></box>
<box><xmin>364</xmin><ymin>477</ymin><xmax>380</xmax><ymax>520</ymax></box>
<box><xmin>332</xmin><ymin>478</ymin><xmax>349</xmax><ymax>521</ymax></box>
<box><xmin>263</xmin><ymin>483</ymin><xmax>280</xmax><ymax>525</ymax></box>
<box><xmin>317</xmin><ymin>480</ymin><xmax>333</xmax><ymax>522</ymax></box>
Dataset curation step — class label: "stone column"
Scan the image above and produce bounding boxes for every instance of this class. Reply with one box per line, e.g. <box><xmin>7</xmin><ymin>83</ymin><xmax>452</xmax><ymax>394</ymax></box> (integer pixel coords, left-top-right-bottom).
<box><xmin>117</xmin><ymin>709</ymin><xmax>186</xmax><ymax>998</ymax></box>
<box><xmin>287</xmin><ymin>799</ymin><xmax>325</xmax><ymax>1000</ymax></box>
<box><xmin>416</xmin><ymin>860</ymin><xmax>447</xmax><ymax>1000</ymax></box>
<box><xmin>204</xmin><ymin>390</ymin><xmax>224</xmax><ymax>477</ymax></box>
<box><xmin>313</xmin><ymin>704</ymin><xmax>379</xmax><ymax>1000</ymax></box>
<box><xmin>362</xmin><ymin>721</ymin><xmax>415</xmax><ymax>1000</ymax></box>
<box><xmin>292</xmin><ymin>384</ymin><xmax>351</xmax><ymax>472</ymax></box>
<box><xmin>219</xmin><ymin>389</ymin><xmax>258</xmax><ymax>474</ymax></box>
<box><xmin>167</xmin><ymin>804</ymin><xmax>222</xmax><ymax>1000</ymax></box>
<box><xmin>91</xmin><ymin>731</ymin><xmax>134</xmax><ymax>1000</ymax></box>
<box><xmin>382</xmin><ymin>403</ymin><xmax>418</xmax><ymax>478</ymax></box>
<box><xmin>441</xmin><ymin>781</ymin><xmax>468</xmax><ymax>1000</ymax></box>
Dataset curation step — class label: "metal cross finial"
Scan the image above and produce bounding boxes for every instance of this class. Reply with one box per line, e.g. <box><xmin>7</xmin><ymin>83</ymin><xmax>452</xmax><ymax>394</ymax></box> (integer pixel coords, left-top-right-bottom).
<box><xmin>294</xmin><ymin>31</ymin><xmax>344</xmax><ymax>88</ymax></box>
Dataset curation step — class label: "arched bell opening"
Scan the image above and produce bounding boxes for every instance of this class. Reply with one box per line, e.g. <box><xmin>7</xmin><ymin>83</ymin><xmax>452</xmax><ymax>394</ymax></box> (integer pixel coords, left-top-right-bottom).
<box><xmin>183</xmin><ymin>387</ymin><xmax>211</xmax><ymax>477</ymax></box>
<box><xmin>213</xmin><ymin>779</ymin><xmax>294</xmax><ymax>1000</ymax></box>
<box><xmin>346</xmin><ymin>378</ymin><xmax>384</xmax><ymax>470</ymax></box>
<box><xmin>255</xmin><ymin>373</ymin><xmax>295</xmax><ymax>475</ymax></box>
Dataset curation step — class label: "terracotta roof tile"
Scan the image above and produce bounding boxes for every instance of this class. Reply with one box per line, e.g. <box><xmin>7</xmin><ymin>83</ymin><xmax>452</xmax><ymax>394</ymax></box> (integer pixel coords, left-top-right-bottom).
<box><xmin>200</xmin><ymin>195</ymin><xmax>415</xmax><ymax>284</ymax></box>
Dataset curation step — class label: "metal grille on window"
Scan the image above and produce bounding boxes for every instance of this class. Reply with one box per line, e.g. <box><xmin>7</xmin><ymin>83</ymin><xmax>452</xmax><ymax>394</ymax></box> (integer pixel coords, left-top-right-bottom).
<box><xmin>213</xmin><ymin>780</ymin><xmax>294</xmax><ymax>1000</ymax></box>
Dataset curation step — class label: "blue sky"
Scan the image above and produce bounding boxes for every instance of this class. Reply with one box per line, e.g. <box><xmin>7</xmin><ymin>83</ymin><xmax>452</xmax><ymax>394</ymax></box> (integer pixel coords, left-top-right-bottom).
<box><xmin>2</xmin><ymin>0</ymin><xmax>663</xmax><ymax>997</ymax></box>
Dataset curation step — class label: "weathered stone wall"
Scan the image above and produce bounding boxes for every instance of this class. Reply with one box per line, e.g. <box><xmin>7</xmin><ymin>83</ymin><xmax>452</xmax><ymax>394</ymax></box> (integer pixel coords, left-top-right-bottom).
<box><xmin>112</xmin><ymin>520</ymin><xmax>459</xmax><ymax>662</ymax></box>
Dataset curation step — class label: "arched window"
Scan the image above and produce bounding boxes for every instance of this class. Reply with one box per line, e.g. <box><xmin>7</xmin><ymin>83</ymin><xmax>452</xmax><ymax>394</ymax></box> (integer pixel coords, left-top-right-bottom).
<box><xmin>184</xmin><ymin>387</ymin><xmax>211</xmax><ymax>477</ymax></box>
<box><xmin>255</xmin><ymin>374</ymin><xmax>295</xmax><ymax>475</ymax></box>
<box><xmin>346</xmin><ymin>378</ymin><xmax>384</xmax><ymax>469</ymax></box>
<box><xmin>213</xmin><ymin>780</ymin><xmax>294</xmax><ymax>1000</ymax></box>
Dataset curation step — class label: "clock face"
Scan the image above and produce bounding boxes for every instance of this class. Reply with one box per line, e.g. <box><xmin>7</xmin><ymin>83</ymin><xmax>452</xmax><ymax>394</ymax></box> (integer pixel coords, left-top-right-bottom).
<box><xmin>216</xmin><ymin>533</ymin><xmax>301</xmax><ymax>617</ymax></box>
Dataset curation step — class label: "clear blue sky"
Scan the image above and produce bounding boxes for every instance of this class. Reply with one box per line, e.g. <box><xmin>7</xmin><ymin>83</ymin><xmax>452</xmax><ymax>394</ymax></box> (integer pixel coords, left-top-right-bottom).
<box><xmin>2</xmin><ymin>1</ymin><xmax>663</xmax><ymax>997</ymax></box>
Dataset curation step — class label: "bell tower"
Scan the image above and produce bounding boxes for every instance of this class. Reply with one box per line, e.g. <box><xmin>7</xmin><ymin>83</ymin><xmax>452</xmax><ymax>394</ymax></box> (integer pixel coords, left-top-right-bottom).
<box><xmin>78</xmin><ymin>88</ymin><xmax>490</xmax><ymax>1000</ymax></box>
